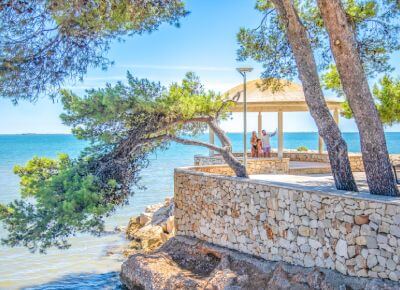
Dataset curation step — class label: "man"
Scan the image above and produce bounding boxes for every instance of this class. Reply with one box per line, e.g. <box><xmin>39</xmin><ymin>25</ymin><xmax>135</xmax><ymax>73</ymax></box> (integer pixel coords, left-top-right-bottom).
<box><xmin>261</xmin><ymin>129</ymin><xmax>277</xmax><ymax>157</ymax></box>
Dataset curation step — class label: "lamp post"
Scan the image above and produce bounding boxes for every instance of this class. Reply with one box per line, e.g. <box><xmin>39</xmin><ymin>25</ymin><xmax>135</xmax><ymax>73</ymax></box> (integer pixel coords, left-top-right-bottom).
<box><xmin>236</xmin><ymin>67</ymin><xmax>253</xmax><ymax>169</ymax></box>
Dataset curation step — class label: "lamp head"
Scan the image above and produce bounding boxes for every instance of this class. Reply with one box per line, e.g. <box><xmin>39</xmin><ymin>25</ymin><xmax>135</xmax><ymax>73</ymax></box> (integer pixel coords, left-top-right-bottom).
<box><xmin>236</xmin><ymin>67</ymin><xmax>253</xmax><ymax>74</ymax></box>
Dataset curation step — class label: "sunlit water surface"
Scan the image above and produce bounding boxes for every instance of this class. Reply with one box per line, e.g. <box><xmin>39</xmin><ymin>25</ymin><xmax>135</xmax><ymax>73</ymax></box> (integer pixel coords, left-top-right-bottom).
<box><xmin>0</xmin><ymin>133</ymin><xmax>399</xmax><ymax>289</ymax></box>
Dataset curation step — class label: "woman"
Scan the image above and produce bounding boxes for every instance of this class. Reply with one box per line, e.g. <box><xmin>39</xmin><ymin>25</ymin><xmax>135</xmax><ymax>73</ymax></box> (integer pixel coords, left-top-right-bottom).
<box><xmin>250</xmin><ymin>131</ymin><xmax>258</xmax><ymax>157</ymax></box>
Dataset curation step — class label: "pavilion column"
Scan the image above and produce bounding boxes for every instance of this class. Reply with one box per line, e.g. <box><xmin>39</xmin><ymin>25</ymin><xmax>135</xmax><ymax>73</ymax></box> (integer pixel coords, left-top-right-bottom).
<box><xmin>334</xmin><ymin>108</ymin><xmax>340</xmax><ymax>125</ymax></box>
<box><xmin>318</xmin><ymin>108</ymin><xmax>339</xmax><ymax>154</ymax></box>
<box><xmin>318</xmin><ymin>135</ymin><xmax>324</xmax><ymax>154</ymax></box>
<box><xmin>258</xmin><ymin>112</ymin><xmax>262</xmax><ymax>137</ymax></box>
<box><xmin>278</xmin><ymin>110</ymin><xmax>283</xmax><ymax>158</ymax></box>
<box><xmin>209</xmin><ymin>125</ymin><xmax>215</xmax><ymax>156</ymax></box>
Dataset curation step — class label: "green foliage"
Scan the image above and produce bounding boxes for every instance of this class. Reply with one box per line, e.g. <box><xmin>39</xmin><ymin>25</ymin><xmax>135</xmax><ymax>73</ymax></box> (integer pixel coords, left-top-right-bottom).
<box><xmin>345</xmin><ymin>0</ymin><xmax>376</xmax><ymax>22</ymax></box>
<box><xmin>341</xmin><ymin>101</ymin><xmax>354</xmax><ymax>120</ymax></box>
<box><xmin>1</xmin><ymin>73</ymin><xmax>233</xmax><ymax>252</ymax></box>
<box><xmin>51</xmin><ymin>0</ymin><xmax>186</xmax><ymax>34</ymax></box>
<box><xmin>373</xmin><ymin>76</ymin><xmax>400</xmax><ymax>125</ymax></box>
<box><xmin>13</xmin><ymin>154</ymin><xmax>70</xmax><ymax>198</ymax></box>
<box><xmin>60</xmin><ymin>72</ymin><xmax>165</xmax><ymax>143</ymax></box>
<box><xmin>0</xmin><ymin>0</ymin><xmax>187</xmax><ymax>102</ymax></box>
<box><xmin>1</xmin><ymin>154</ymin><xmax>118</xmax><ymax>253</ymax></box>
<box><xmin>341</xmin><ymin>75</ymin><xmax>400</xmax><ymax>125</ymax></box>
<box><xmin>238</xmin><ymin>0</ymin><xmax>400</xmax><ymax>91</ymax></box>
<box><xmin>240</xmin><ymin>1</ymin><xmax>400</xmax><ymax>126</ymax></box>
<box><xmin>0</xmin><ymin>204</ymin><xmax>12</xmax><ymax>219</ymax></box>
<box><xmin>61</xmin><ymin>72</ymin><xmax>232</xmax><ymax>141</ymax></box>
<box><xmin>255</xmin><ymin>0</ymin><xmax>274</xmax><ymax>11</ymax></box>
<box><xmin>157</xmin><ymin>72</ymin><xmax>232</xmax><ymax>129</ymax></box>
<box><xmin>297</xmin><ymin>146</ymin><xmax>309</xmax><ymax>152</ymax></box>
<box><xmin>321</xmin><ymin>64</ymin><xmax>344</xmax><ymax>96</ymax></box>
<box><xmin>237</xmin><ymin>7</ymin><xmax>297</xmax><ymax>91</ymax></box>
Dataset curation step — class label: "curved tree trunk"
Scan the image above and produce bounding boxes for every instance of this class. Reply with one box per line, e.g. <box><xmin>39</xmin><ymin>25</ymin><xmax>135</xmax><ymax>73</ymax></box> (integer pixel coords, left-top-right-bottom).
<box><xmin>221</xmin><ymin>150</ymin><xmax>248</xmax><ymax>178</ymax></box>
<box><xmin>317</xmin><ymin>0</ymin><xmax>399</xmax><ymax>196</ymax></box>
<box><xmin>271</xmin><ymin>0</ymin><xmax>358</xmax><ymax>191</ymax></box>
<box><xmin>168</xmin><ymin>119</ymin><xmax>248</xmax><ymax>178</ymax></box>
<box><xmin>208</xmin><ymin>119</ymin><xmax>248</xmax><ymax>178</ymax></box>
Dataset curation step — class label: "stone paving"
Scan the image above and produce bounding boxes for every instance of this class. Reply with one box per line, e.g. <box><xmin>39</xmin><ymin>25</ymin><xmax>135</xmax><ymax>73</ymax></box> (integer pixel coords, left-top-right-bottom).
<box><xmin>251</xmin><ymin>172</ymin><xmax>370</xmax><ymax>193</ymax></box>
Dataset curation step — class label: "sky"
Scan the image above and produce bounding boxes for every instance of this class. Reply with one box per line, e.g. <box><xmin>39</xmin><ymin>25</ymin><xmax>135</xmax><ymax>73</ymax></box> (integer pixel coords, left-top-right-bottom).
<box><xmin>0</xmin><ymin>0</ymin><xmax>399</xmax><ymax>134</ymax></box>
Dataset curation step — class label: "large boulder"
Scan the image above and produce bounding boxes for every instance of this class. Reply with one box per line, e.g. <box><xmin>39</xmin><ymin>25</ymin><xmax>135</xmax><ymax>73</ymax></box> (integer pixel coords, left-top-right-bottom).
<box><xmin>124</xmin><ymin>197</ymin><xmax>175</xmax><ymax>255</ymax></box>
<box><xmin>120</xmin><ymin>236</ymin><xmax>400</xmax><ymax>290</ymax></box>
<box><xmin>126</xmin><ymin>216</ymin><xmax>142</xmax><ymax>240</ymax></box>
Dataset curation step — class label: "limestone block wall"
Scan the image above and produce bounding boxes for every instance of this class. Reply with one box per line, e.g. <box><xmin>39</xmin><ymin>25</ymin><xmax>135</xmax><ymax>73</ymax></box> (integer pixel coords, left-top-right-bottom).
<box><xmin>192</xmin><ymin>158</ymin><xmax>290</xmax><ymax>176</ymax></box>
<box><xmin>175</xmin><ymin>167</ymin><xmax>400</xmax><ymax>281</ymax></box>
<box><xmin>347</xmin><ymin>154</ymin><xmax>400</xmax><ymax>172</ymax></box>
<box><xmin>194</xmin><ymin>155</ymin><xmax>227</xmax><ymax>166</ymax></box>
<box><xmin>271</xmin><ymin>151</ymin><xmax>330</xmax><ymax>163</ymax></box>
<box><xmin>194</xmin><ymin>151</ymin><xmax>330</xmax><ymax>166</ymax></box>
<box><xmin>348</xmin><ymin>155</ymin><xmax>364</xmax><ymax>172</ymax></box>
<box><xmin>194</xmin><ymin>152</ymin><xmax>400</xmax><ymax>173</ymax></box>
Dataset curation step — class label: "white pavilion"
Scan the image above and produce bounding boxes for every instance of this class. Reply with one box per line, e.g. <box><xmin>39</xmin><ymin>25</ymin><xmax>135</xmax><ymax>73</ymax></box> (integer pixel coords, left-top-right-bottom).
<box><xmin>209</xmin><ymin>79</ymin><xmax>343</xmax><ymax>157</ymax></box>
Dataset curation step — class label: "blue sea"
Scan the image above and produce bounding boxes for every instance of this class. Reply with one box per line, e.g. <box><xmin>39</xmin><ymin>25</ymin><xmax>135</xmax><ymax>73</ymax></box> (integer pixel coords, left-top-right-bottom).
<box><xmin>0</xmin><ymin>132</ymin><xmax>399</xmax><ymax>289</ymax></box>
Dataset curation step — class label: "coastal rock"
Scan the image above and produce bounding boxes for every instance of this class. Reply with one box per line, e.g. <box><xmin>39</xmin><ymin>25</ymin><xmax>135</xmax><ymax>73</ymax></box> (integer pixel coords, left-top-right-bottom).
<box><xmin>134</xmin><ymin>225</ymin><xmax>164</xmax><ymax>251</ymax></box>
<box><xmin>126</xmin><ymin>216</ymin><xmax>142</xmax><ymax>240</ymax></box>
<box><xmin>121</xmin><ymin>236</ymin><xmax>400</xmax><ymax>290</ymax></box>
<box><xmin>166</xmin><ymin>216</ymin><xmax>175</xmax><ymax>234</ymax></box>
<box><xmin>139</xmin><ymin>213</ymin><xmax>151</xmax><ymax>226</ymax></box>
<box><xmin>124</xmin><ymin>197</ymin><xmax>175</xmax><ymax>255</ymax></box>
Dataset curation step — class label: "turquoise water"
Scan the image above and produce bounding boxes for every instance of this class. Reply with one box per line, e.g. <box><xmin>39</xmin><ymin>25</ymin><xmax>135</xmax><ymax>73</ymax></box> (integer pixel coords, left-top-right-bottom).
<box><xmin>0</xmin><ymin>132</ymin><xmax>399</xmax><ymax>289</ymax></box>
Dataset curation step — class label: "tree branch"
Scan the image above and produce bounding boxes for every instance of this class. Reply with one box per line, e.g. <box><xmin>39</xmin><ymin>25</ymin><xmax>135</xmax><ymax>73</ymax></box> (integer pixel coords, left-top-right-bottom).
<box><xmin>214</xmin><ymin>94</ymin><xmax>238</xmax><ymax>119</ymax></box>
<box><xmin>166</xmin><ymin>135</ymin><xmax>226</xmax><ymax>154</ymax></box>
<box><xmin>208</xmin><ymin>119</ymin><xmax>232</xmax><ymax>148</ymax></box>
<box><xmin>253</xmin><ymin>9</ymin><xmax>274</xmax><ymax>31</ymax></box>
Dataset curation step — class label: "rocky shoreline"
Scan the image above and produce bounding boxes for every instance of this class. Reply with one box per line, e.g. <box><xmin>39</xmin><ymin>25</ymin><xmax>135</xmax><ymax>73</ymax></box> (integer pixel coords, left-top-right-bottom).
<box><xmin>120</xmin><ymin>199</ymin><xmax>400</xmax><ymax>290</ymax></box>
<box><xmin>122</xmin><ymin>197</ymin><xmax>175</xmax><ymax>257</ymax></box>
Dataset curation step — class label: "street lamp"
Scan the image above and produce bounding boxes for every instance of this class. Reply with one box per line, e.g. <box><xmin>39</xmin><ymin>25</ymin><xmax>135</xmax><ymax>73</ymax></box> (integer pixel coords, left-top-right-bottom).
<box><xmin>236</xmin><ymin>67</ymin><xmax>253</xmax><ymax>169</ymax></box>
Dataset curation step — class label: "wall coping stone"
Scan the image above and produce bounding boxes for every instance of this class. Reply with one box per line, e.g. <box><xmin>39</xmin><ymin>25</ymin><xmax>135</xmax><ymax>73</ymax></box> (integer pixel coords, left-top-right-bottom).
<box><xmin>194</xmin><ymin>151</ymin><xmax>400</xmax><ymax>157</ymax></box>
<box><xmin>175</xmin><ymin>166</ymin><xmax>400</xmax><ymax>205</ymax></box>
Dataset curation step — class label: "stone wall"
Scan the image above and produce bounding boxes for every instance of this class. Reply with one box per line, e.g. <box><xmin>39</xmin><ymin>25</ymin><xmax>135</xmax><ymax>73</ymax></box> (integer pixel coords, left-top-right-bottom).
<box><xmin>192</xmin><ymin>158</ymin><xmax>290</xmax><ymax>176</ymax></box>
<box><xmin>271</xmin><ymin>151</ymin><xmax>330</xmax><ymax>163</ymax></box>
<box><xmin>174</xmin><ymin>167</ymin><xmax>400</xmax><ymax>281</ymax></box>
<box><xmin>347</xmin><ymin>154</ymin><xmax>400</xmax><ymax>172</ymax></box>
<box><xmin>194</xmin><ymin>152</ymin><xmax>400</xmax><ymax>173</ymax></box>
<box><xmin>194</xmin><ymin>151</ymin><xmax>330</xmax><ymax>166</ymax></box>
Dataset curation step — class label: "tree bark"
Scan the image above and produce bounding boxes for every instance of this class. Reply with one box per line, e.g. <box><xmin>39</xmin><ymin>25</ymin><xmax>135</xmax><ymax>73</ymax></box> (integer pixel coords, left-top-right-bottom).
<box><xmin>271</xmin><ymin>0</ymin><xmax>358</xmax><ymax>191</ymax></box>
<box><xmin>221</xmin><ymin>150</ymin><xmax>248</xmax><ymax>178</ymax></box>
<box><xmin>317</xmin><ymin>0</ymin><xmax>399</xmax><ymax>196</ymax></box>
<box><xmin>208</xmin><ymin>119</ymin><xmax>248</xmax><ymax>178</ymax></box>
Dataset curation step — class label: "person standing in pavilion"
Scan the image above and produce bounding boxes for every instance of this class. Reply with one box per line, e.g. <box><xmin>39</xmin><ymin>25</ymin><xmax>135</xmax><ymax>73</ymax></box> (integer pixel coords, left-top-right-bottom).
<box><xmin>261</xmin><ymin>129</ymin><xmax>277</xmax><ymax>157</ymax></box>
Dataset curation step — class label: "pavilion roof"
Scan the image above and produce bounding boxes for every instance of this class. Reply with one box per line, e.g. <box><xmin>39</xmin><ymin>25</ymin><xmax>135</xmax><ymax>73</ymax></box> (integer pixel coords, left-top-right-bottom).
<box><xmin>226</xmin><ymin>79</ymin><xmax>343</xmax><ymax>112</ymax></box>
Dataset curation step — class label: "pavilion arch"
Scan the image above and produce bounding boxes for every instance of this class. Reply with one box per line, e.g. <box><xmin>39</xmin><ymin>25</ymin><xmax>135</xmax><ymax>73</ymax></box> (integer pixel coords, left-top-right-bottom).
<box><xmin>209</xmin><ymin>79</ymin><xmax>343</xmax><ymax>157</ymax></box>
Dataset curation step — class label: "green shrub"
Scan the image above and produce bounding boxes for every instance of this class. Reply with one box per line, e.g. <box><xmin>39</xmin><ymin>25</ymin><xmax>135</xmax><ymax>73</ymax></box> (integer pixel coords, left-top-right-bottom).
<box><xmin>297</xmin><ymin>146</ymin><xmax>308</xmax><ymax>152</ymax></box>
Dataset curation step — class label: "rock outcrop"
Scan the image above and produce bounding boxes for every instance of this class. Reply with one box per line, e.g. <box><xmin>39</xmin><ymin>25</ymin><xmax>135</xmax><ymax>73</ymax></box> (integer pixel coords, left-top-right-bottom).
<box><xmin>121</xmin><ymin>236</ymin><xmax>400</xmax><ymax>290</ymax></box>
<box><xmin>123</xmin><ymin>197</ymin><xmax>175</xmax><ymax>256</ymax></box>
